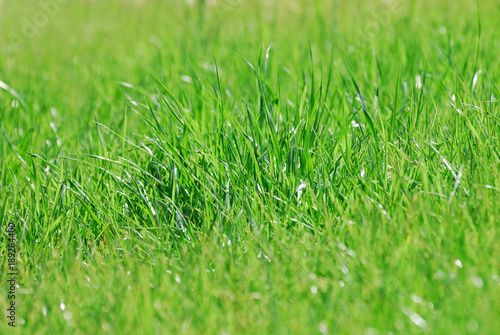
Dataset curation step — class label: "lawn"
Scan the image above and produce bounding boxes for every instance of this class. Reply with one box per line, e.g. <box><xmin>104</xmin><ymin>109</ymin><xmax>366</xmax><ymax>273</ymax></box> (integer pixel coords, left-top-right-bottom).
<box><xmin>1</xmin><ymin>0</ymin><xmax>500</xmax><ymax>333</ymax></box>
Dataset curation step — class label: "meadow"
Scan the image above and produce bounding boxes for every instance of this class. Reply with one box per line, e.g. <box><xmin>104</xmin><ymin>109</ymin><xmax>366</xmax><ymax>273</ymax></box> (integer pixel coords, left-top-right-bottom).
<box><xmin>1</xmin><ymin>0</ymin><xmax>500</xmax><ymax>333</ymax></box>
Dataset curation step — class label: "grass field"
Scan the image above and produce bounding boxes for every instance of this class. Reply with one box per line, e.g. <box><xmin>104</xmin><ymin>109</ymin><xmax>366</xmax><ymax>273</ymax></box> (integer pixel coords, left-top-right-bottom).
<box><xmin>1</xmin><ymin>0</ymin><xmax>500</xmax><ymax>333</ymax></box>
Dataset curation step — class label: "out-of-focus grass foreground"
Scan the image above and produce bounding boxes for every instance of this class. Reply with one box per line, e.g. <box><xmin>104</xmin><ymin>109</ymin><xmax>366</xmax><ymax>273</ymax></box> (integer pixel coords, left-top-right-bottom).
<box><xmin>1</xmin><ymin>0</ymin><xmax>500</xmax><ymax>333</ymax></box>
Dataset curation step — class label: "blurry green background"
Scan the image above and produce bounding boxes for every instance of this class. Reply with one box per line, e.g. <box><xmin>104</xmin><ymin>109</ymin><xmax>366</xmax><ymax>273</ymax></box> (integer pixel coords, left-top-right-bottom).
<box><xmin>1</xmin><ymin>0</ymin><xmax>498</xmax><ymax>155</ymax></box>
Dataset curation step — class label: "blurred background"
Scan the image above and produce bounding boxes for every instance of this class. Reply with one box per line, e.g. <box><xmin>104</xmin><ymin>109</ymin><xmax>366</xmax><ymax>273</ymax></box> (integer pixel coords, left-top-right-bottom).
<box><xmin>1</xmin><ymin>0</ymin><xmax>499</xmax><ymax>156</ymax></box>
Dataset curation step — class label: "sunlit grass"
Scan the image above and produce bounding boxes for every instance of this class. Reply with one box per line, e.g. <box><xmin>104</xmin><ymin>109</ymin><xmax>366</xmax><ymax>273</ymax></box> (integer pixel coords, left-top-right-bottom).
<box><xmin>1</xmin><ymin>0</ymin><xmax>499</xmax><ymax>333</ymax></box>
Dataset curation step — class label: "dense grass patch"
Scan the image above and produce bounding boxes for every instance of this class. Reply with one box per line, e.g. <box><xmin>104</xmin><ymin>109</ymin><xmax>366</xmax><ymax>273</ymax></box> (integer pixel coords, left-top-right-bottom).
<box><xmin>1</xmin><ymin>0</ymin><xmax>499</xmax><ymax>333</ymax></box>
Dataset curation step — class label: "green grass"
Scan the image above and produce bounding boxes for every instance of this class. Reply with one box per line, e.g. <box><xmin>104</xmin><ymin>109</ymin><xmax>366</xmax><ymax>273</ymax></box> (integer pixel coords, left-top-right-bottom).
<box><xmin>1</xmin><ymin>0</ymin><xmax>500</xmax><ymax>333</ymax></box>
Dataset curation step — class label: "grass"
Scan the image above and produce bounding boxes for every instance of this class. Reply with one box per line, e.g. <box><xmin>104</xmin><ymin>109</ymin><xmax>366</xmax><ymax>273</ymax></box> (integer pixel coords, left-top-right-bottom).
<box><xmin>1</xmin><ymin>0</ymin><xmax>500</xmax><ymax>333</ymax></box>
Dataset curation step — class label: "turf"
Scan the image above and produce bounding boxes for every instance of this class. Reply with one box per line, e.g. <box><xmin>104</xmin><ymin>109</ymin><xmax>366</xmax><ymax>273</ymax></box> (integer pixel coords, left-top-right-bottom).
<box><xmin>1</xmin><ymin>0</ymin><xmax>500</xmax><ymax>333</ymax></box>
